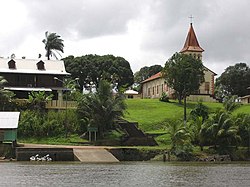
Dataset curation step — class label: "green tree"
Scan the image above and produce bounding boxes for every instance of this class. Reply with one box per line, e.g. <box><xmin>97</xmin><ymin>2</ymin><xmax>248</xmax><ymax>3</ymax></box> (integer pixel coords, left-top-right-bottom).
<box><xmin>0</xmin><ymin>76</ymin><xmax>15</xmax><ymax>111</ymax></box>
<box><xmin>77</xmin><ymin>79</ymin><xmax>126</xmax><ymax>138</ymax></box>
<box><xmin>28</xmin><ymin>91</ymin><xmax>53</xmax><ymax>112</ymax></box>
<box><xmin>223</xmin><ymin>95</ymin><xmax>240</xmax><ymax>112</ymax></box>
<box><xmin>237</xmin><ymin>113</ymin><xmax>250</xmax><ymax>153</ymax></box>
<box><xmin>190</xmin><ymin>101</ymin><xmax>209</xmax><ymax>122</ymax></box>
<box><xmin>162</xmin><ymin>53</ymin><xmax>204</xmax><ymax>104</ymax></box>
<box><xmin>201</xmin><ymin>111</ymin><xmax>241</xmax><ymax>151</ymax></box>
<box><xmin>166</xmin><ymin>120</ymin><xmax>192</xmax><ymax>156</ymax></box>
<box><xmin>134</xmin><ymin>65</ymin><xmax>163</xmax><ymax>83</ymax></box>
<box><xmin>188</xmin><ymin>116</ymin><xmax>205</xmax><ymax>151</ymax></box>
<box><xmin>134</xmin><ymin>65</ymin><xmax>163</xmax><ymax>92</ymax></box>
<box><xmin>63</xmin><ymin>54</ymin><xmax>134</xmax><ymax>91</ymax></box>
<box><xmin>42</xmin><ymin>31</ymin><xmax>64</xmax><ymax>60</ymax></box>
<box><xmin>215</xmin><ymin>63</ymin><xmax>250</xmax><ymax>97</ymax></box>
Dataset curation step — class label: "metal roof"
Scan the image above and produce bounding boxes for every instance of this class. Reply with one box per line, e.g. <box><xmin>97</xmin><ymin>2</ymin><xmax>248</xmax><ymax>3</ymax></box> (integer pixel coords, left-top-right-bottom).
<box><xmin>4</xmin><ymin>87</ymin><xmax>52</xmax><ymax>91</ymax></box>
<box><xmin>0</xmin><ymin>58</ymin><xmax>70</xmax><ymax>75</ymax></box>
<box><xmin>0</xmin><ymin>112</ymin><xmax>20</xmax><ymax>129</ymax></box>
<box><xmin>124</xmin><ymin>90</ymin><xmax>139</xmax><ymax>95</ymax></box>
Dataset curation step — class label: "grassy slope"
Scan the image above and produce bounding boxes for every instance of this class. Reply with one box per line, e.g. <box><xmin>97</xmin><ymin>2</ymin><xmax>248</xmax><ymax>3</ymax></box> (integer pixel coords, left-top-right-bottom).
<box><xmin>124</xmin><ymin>99</ymin><xmax>223</xmax><ymax>132</ymax></box>
<box><xmin>234</xmin><ymin>104</ymin><xmax>250</xmax><ymax>115</ymax></box>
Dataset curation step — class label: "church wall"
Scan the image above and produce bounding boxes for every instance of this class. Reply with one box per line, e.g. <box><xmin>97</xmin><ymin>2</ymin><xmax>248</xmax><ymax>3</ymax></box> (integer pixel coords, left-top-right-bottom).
<box><xmin>142</xmin><ymin>78</ymin><xmax>173</xmax><ymax>99</ymax></box>
<box><xmin>199</xmin><ymin>70</ymin><xmax>215</xmax><ymax>95</ymax></box>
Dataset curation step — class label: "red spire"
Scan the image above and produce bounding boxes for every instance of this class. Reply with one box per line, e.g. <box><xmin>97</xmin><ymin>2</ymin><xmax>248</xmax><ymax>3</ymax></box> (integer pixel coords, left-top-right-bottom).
<box><xmin>180</xmin><ymin>23</ymin><xmax>204</xmax><ymax>53</ymax></box>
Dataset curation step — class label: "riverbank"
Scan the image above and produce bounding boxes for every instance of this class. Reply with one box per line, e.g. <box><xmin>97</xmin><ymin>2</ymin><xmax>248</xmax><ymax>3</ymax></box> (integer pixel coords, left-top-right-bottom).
<box><xmin>1</xmin><ymin>143</ymin><xmax>249</xmax><ymax>162</ymax></box>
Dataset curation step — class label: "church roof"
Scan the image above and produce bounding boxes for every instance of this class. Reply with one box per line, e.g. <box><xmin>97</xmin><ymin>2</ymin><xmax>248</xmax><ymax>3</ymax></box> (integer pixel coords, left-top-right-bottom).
<box><xmin>180</xmin><ymin>23</ymin><xmax>204</xmax><ymax>53</ymax></box>
<box><xmin>141</xmin><ymin>72</ymin><xmax>162</xmax><ymax>83</ymax></box>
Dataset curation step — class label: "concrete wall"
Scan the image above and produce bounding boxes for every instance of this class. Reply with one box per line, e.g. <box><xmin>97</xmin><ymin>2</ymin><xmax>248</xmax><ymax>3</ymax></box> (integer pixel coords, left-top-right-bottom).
<box><xmin>16</xmin><ymin>147</ymin><xmax>75</xmax><ymax>161</ymax></box>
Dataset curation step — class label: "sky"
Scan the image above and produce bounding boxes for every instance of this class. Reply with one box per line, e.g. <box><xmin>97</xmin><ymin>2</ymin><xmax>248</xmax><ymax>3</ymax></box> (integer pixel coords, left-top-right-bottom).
<box><xmin>1</xmin><ymin>0</ymin><xmax>250</xmax><ymax>76</ymax></box>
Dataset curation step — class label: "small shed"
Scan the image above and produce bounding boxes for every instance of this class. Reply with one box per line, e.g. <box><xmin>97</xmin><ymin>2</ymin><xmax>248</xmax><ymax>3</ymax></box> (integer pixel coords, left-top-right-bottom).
<box><xmin>0</xmin><ymin>112</ymin><xmax>20</xmax><ymax>144</ymax></box>
<box><xmin>241</xmin><ymin>95</ymin><xmax>250</xmax><ymax>104</ymax></box>
<box><xmin>124</xmin><ymin>90</ymin><xmax>140</xmax><ymax>99</ymax></box>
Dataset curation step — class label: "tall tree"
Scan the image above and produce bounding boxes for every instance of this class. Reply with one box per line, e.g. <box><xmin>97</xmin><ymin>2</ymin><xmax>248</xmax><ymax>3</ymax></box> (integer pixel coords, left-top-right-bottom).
<box><xmin>63</xmin><ymin>54</ymin><xmax>134</xmax><ymax>91</ymax></box>
<box><xmin>162</xmin><ymin>53</ymin><xmax>204</xmax><ymax>104</ymax></box>
<box><xmin>215</xmin><ymin>63</ymin><xmax>250</xmax><ymax>97</ymax></box>
<box><xmin>134</xmin><ymin>65</ymin><xmax>163</xmax><ymax>84</ymax></box>
<box><xmin>42</xmin><ymin>31</ymin><xmax>64</xmax><ymax>60</ymax></box>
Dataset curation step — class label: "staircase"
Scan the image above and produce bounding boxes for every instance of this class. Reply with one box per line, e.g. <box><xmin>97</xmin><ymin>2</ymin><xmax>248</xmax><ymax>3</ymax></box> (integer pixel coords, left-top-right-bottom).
<box><xmin>117</xmin><ymin>119</ymin><xmax>157</xmax><ymax>146</ymax></box>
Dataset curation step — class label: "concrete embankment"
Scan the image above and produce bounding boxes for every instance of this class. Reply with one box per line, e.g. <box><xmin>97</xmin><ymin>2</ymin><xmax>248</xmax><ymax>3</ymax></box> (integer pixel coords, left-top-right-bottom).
<box><xmin>15</xmin><ymin>144</ymin><xmax>120</xmax><ymax>162</ymax></box>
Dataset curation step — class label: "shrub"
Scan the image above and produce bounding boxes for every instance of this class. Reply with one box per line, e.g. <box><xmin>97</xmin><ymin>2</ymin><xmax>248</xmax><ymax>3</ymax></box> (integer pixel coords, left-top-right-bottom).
<box><xmin>159</xmin><ymin>92</ymin><xmax>169</xmax><ymax>102</ymax></box>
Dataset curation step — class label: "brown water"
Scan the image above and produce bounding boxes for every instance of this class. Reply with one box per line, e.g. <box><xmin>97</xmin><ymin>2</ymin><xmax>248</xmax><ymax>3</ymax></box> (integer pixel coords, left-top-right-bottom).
<box><xmin>0</xmin><ymin>162</ymin><xmax>249</xmax><ymax>187</ymax></box>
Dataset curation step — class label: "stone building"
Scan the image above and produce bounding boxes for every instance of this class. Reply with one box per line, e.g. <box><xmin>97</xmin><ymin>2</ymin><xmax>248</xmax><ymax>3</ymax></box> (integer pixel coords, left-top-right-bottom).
<box><xmin>141</xmin><ymin>23</ymin><xmax>217</xmax><ymax>102</ymax></box>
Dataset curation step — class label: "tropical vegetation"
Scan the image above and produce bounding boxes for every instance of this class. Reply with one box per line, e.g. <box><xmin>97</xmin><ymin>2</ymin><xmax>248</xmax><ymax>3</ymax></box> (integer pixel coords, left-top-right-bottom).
<box><xmin>42</xmin><ymin>31</ymin><xmax>64</xmax><ymax>60</ymax></box>
<box><xmin>63</xmin><ymin>54</ymin><xmax>134</xmax><ymax>91</ymax></box>
<box><xmin>162</xmin><ymin>53</ymin><xmax>205</xmax><ymax>104</ymax></box>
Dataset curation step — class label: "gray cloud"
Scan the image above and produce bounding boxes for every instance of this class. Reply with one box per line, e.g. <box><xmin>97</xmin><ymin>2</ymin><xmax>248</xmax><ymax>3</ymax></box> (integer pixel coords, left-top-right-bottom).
<box><xmin>2</xmin><ymin>0</ymin><xmax>250</xmax><ymax>75</ymax></box>
<box><xmin>22</xmin><ymin>0</ymin><xmax>145</xmax><ymax>39</ymax></box>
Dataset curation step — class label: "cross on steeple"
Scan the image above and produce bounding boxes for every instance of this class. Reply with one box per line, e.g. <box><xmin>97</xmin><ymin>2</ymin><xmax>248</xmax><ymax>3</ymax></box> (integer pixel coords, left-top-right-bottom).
<box><xmin>189</xmin><ymin>15</ymin><xmax>194</xmax><ymax>24</ymax></box>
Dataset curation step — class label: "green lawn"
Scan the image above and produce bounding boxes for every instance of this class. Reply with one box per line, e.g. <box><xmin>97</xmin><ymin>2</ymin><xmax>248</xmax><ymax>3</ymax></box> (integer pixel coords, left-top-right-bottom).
<box><xmin>124</xmin><ymin>99</ymin><xmax>224</xmax><ymax>132</ymax></box>
<box><xmin>234</xmin><ymin>104</ymin><xmax>250</xmax><ymax>115</ymax></box>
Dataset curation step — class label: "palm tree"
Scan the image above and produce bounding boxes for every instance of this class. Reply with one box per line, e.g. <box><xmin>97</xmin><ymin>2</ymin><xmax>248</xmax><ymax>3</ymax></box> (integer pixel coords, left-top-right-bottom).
<box><xmin>166</xmin><ymin>120</ymin><xmax>191</xmax><ymax>153</ymax></box>
<box><xmin>42</xmin><ymin>31</ymin><xmax>64</xmax><ymax>60</ymax></box>
<box><xmin>201</xmin><ymin>111</ymin><xmax>241</xmax><ymax>150</ymax></box>
<box><xmin>188</xmin><ymin>116</ymin><xmax>204</xmax><ymax>151</ymax></box>
<box><xmin>77</xmin><ymin>79</ymin><xmax>126</xmax><ymax>138</ymax></box>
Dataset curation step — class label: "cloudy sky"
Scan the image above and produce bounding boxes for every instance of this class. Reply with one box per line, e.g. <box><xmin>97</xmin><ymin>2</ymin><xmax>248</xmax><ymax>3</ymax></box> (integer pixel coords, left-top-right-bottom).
<box><xmin>1</xmin><ymin>0</ymin><xmax>250</xmax><ymax>76</ymax></box>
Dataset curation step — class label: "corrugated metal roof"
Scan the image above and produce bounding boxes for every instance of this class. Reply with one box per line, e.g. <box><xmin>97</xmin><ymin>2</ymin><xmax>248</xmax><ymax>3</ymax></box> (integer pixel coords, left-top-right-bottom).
<box><xmin>4</xmin><ymin>87</ymin><xmax>52</xmax><ymax>91</ymax></box>
<box><xmin>0</xmin><ymin>112</ymin><xmax>20</xmax><ymax>129</ymax></box>
<box><xmin>0</xmin><ymin>58</ymin><xmax>70</xmax><ymax>75</ymax></box>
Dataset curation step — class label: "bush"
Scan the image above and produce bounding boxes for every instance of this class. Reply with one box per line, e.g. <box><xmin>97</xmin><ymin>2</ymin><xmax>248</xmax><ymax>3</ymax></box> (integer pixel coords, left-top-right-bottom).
<box><xmin>18</xmin><ymin>110</ymin><xmax>80</xmax><ymax>138</ymax></box>
<box><xmin>159</xmin><ymin>92</ymin><xmax>169</xmax><ymax>102</ymax></box>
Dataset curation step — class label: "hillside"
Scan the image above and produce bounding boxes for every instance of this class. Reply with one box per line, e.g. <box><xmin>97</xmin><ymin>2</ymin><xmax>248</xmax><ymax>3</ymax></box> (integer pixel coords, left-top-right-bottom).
<box><xmin>124</xmin><ymin>99</ymin><xmax>249</xmax><ymax>132</ymax></box>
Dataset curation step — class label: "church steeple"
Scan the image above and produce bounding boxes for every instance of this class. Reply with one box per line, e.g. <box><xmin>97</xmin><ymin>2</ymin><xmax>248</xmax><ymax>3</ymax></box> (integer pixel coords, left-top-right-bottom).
<box><xmin>180</xmin><ymin>23</ymin><xmax>204</xmax><ymax>60</ymax></box>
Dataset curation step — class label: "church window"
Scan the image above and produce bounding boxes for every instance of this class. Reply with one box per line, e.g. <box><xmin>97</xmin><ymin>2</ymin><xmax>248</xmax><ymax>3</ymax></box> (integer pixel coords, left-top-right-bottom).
<box><xmin>153</xmin><ymin>87</ymin><xmax>155</xmax><ymax>95</ymax></box>
<box><xmin>156</xmin><ymin>85</ymin><xmax>159</xmax><ymax>94</ymax></box>
<box><xmin>148</xmin><ymin>88</ymin><xmax>150</xmax><ymax>96</ymax></box>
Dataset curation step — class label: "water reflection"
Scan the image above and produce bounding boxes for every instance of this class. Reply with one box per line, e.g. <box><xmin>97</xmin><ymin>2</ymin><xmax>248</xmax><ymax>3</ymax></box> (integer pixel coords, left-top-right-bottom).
<box><xmin>0</xmin><ymin>162</ymin><xmax>249</xmax><ymax>187</ymax></box>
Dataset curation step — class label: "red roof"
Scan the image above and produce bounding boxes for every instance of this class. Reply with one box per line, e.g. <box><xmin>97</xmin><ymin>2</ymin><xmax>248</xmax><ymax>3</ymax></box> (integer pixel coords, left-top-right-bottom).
<box><xmin>180</xmin><ymin>23</ymin><xmax>204</xmax><ymax>53</ymax></box>
<box><xmin>141</xmin><ymin>72</ymin><xmax>162</xmax><ymax>83</ymax></box>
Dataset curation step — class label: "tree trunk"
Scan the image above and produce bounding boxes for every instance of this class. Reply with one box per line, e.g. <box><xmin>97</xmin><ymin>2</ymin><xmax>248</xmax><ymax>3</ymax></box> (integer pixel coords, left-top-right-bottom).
<box><xmin>178</xmin><ymin>94</ymin><xmax>182</xmax><ymax>104</ymax></box>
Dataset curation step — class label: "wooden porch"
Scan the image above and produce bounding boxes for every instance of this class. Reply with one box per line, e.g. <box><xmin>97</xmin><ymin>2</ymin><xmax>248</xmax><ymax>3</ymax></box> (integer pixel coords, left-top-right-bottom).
<box><xmin>14</xmin><ymin>99</ymin><xmax>77</xmax><ymax>109</ymax></box>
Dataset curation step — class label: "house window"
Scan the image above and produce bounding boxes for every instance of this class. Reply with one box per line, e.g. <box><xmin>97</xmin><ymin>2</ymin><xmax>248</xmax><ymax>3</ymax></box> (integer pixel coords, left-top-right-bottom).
<box><xmin>153</xmin><ymin>87</ymin><xmax>155</xmax><ymax>95</ymax></box>
<box><xmin>156</xmin><ymin>85</ymin><xmax>159</xmax><ymax>94</ymax></box>
<box><xmin>8</xmin><ymin>59</ymin><xmax>16</xmax><ymax>69</ymax></box>
<box><xmin>37</xmin><ymin>60</ymin><xmax>45</xmax><ymax>70</ymax></box>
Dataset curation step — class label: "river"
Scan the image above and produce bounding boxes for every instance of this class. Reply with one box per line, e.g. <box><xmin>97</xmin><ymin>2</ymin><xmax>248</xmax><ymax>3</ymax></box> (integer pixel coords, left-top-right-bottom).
<box><xmin>0</xmin><ymin>161</ymin><xmax>249</xmax><ymax>187</ymax></box>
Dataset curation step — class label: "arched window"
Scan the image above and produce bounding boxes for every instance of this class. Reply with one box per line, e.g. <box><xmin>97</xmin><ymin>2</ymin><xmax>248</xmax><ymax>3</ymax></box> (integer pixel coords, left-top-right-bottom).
<box><xmin>8</xmin><ymin>59</ymin><xmax>16</xmax><ymax>69</ymax></box>
<box><xmin>37</xmin><ymin>60</ymin><xmax>45</xmax><ymax>70</ymax></box>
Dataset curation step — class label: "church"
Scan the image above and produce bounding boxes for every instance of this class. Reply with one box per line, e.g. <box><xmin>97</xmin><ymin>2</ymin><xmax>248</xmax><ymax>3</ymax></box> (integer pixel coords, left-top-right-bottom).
<box><xmin>141</xmin><ymin>23</ymin><xmax>217</xmax><ymax>102</ymax></box>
